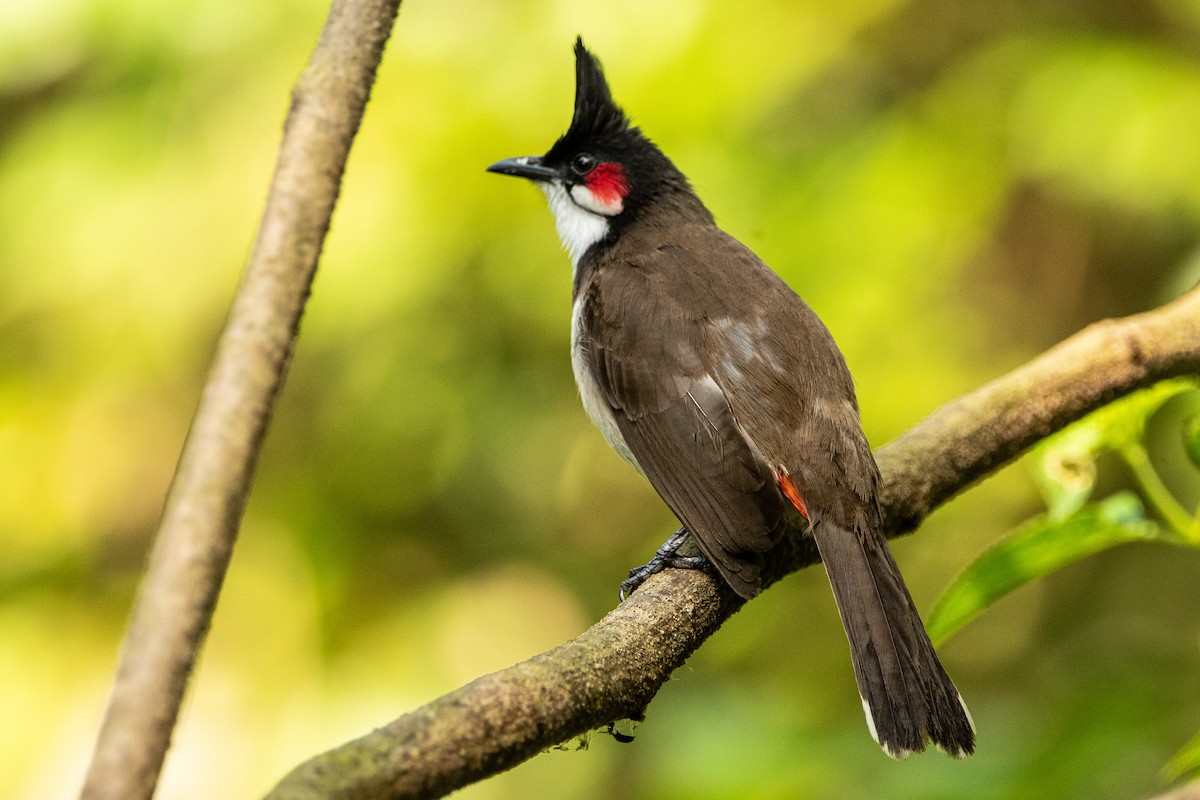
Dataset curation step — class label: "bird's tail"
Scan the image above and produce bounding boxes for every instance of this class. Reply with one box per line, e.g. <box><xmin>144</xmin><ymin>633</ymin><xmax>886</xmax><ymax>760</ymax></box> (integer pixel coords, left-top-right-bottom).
<box><xmin>811</xmin><ymin>520</ymin><xmax>975</xmax><ymax>758</ymax></box>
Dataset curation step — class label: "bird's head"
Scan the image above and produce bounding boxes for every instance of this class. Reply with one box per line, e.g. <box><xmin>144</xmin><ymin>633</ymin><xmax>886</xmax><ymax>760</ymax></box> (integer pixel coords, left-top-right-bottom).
<box><xmin>488</xmin><ymin>38</ymin><xmax>691</xmax><ymax>267</ymax></box>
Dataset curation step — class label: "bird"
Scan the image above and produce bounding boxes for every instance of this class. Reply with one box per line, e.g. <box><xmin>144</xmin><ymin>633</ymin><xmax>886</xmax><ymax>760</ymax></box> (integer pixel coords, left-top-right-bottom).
<box><xmin>486</xmin><ymin>37</ymin><xmax>975</xmax><ymax>759</ymax></box>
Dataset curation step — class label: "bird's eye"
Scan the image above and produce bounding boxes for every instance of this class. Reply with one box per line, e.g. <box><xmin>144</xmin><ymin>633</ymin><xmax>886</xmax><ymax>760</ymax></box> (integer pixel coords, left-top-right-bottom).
<box><xmin>570</xmin><ymin>153</ymin><xmax>597</xmax><ymax>175</ymax></box>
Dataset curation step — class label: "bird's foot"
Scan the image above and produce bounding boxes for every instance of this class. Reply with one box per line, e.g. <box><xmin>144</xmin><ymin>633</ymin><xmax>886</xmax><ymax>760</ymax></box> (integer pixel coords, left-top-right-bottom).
<box><xmin>620</xmin><ymin>527</ymin><xmax>708</xmax><ymax>600</ymax></box>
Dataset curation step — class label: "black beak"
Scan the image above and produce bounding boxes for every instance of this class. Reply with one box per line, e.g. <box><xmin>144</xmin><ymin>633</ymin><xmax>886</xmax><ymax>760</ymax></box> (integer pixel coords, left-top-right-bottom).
<box><xmin>486</xmin><ymin>156</ymin><xmax>560</xmax><ymax>183</ymax></box>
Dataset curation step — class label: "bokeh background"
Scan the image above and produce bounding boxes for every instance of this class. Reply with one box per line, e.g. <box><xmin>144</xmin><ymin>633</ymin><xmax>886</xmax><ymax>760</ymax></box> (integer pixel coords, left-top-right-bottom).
<box><xmin>4</xmin><ymin>0</ymin><xmax>1200</xmax><ymax>797</ymax></box>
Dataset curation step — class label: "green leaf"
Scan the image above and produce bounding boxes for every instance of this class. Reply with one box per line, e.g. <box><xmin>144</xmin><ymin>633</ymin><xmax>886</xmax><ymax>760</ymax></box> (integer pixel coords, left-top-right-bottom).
<box><xmin>927</xmin><ymin>493</ymin><xmax>1164</xmax><ymax>645</ymax></box>
<box><xmin>1030</xmin><ymin>429</ymin><xmax>1099</xmax><ymax>520</ymax></box>
<box><xmin>1030</xmin><ymin>378</ymin><xmax>1199</xmax><ymax>518</ymax></box>
<box><xmin>1079</xmin><ymin>377</ymin><xmax>1199</xmax><ymax>451</ymax></box>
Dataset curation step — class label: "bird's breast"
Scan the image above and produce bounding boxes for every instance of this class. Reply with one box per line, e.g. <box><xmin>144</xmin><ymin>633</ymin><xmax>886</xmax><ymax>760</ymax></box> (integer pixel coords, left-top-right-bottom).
<box><xmin>570</xmin><ymin>293</ymin><xmax>641</xmax><ymax>473</ymax></box>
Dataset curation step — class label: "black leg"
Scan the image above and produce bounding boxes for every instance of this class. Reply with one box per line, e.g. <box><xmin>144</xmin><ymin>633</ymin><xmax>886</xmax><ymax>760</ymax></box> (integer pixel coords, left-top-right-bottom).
<box><xmin>620</xmin><ymin>527</ymin><xmax>709</xmax><ymax>600</ymax></box>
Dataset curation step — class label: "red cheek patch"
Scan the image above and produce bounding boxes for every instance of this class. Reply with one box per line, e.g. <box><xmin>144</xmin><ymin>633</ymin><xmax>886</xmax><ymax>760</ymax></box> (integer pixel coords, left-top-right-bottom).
<box><xmin>584</xmin><ymin>162</ymin><xmax>630</xmax><ymax>206</ymax></box>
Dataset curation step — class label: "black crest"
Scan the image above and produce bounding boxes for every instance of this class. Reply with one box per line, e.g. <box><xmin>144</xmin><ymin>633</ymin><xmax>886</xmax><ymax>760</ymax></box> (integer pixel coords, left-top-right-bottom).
<box><xmin>567</xmin><ymin>37</ymin><xmax>630</xmax><ymax>141</ymax></box>
<box><xmin>545</xmin><ymin>38</ymin><xmax>636</xmax><ymax>164</ymax></box>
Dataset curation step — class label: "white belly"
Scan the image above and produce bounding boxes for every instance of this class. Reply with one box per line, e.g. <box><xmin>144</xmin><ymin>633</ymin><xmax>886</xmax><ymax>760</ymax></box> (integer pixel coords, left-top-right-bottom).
<box><xmin>570</xmin><ymin>294</ymin><xmax>642</xmax><ymax>473</ymax></box>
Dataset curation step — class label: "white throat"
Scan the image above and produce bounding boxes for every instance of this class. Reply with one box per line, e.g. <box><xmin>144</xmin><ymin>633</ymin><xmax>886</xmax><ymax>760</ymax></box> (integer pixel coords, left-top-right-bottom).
<box><xmin>539</xmin><ymin>181</ymin><xmax>610</xmax><ymax>270</ymax></box>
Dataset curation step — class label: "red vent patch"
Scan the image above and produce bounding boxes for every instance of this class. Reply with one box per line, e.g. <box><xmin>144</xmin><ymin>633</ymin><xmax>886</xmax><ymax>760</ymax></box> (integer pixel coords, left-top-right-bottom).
<box><xmin>777</xmin><ymin>473</ymin><xmax>810</xmax><ymax>522</ymax></box>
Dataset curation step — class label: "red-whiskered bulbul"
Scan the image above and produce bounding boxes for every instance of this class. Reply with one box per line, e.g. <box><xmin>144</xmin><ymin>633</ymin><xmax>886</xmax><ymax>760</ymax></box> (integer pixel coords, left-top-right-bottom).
<box><xmin>487</xmin><ymin>38</ymin><xmax>975</xmax><ymax>759</ymax></box>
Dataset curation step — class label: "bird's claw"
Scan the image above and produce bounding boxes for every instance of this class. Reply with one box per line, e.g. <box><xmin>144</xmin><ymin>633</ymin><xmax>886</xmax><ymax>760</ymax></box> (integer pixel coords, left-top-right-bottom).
<box><xmin>619</xmin><ymin>527</ymin><xmax>708</xmax><ymax>600</ymax></box>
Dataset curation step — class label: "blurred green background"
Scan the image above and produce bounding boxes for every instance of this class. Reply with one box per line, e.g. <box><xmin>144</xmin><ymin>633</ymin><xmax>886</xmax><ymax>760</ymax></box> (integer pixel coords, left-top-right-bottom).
<box><xmin>3</xmin><ymin>0</ymin><xmax>1200</xmax><ymax>797</ymax></box>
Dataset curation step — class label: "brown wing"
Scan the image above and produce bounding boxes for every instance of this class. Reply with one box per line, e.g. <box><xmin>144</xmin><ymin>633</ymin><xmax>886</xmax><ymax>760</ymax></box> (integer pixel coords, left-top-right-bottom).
<box><xmin>575</xmin><ymin>246</ymin><xmax>786</xmax><ymax>597</ymax></box>
<box><xmin>670</xmin><ymin>227</ymin><xmax>883</xmax><ymax>529</ymax></box>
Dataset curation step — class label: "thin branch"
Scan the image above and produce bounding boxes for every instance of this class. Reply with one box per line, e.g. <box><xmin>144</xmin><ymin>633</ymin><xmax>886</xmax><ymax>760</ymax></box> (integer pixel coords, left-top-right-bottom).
<box><xmin>1120</xmin><ymin>442</ymin><xmax>1194</xmax><ymax>536</ymax></box>
<box><xmin>266</xmin><ymin>285</ymin><xmax>1200</xmax><ymax>800</ymax></box>
<box><xmin>79</xmin><ymin>2</ymin><xmax>402</xmax><ymax>798</ymax></box>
